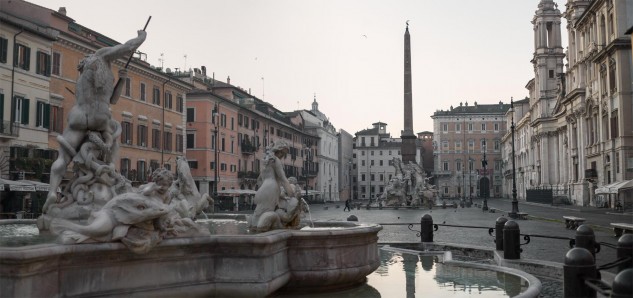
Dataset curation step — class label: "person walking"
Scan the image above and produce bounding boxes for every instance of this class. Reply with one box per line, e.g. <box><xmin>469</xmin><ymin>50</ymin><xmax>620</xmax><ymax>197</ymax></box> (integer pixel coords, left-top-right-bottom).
<box><xmin>344</xmin><ymin>199</ymin><xmax>351</xmax><ymax>212</ymax></box>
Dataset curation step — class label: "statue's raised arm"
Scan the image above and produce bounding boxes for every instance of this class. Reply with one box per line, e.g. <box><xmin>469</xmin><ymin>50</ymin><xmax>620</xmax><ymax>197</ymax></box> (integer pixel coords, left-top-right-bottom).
<box><xmin>95</xmin><ymin>30</ymin><xmax>146</xmax><ymax>63</ymax></box>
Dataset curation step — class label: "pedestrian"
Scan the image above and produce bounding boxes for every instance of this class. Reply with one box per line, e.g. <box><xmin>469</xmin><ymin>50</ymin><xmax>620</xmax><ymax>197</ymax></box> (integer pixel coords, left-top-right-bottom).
<box><xmin>344</xmin><ymin>199</ymin><xmax>351</xmax><ymax>212</ymax></box>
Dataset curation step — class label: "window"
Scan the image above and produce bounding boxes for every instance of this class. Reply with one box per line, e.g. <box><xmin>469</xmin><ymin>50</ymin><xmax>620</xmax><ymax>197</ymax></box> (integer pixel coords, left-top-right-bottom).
<box><xmin>50</xmin><ymin>52</ymin><xmax>61</xmax><ymax>76</ymax></box>
<box><xmin>186</xmin><ymin>133</ymin><xmax>194</xmax><ymax>148</ymax></box>
<box><xmin>494</xmin><ymin>140</ymin><xmax>500</xmax><ymax>151</ymax></box>
<box><xmin>609</xmin><ymin>59</ymin><xmax>616</xmax><ymax>93</ymax></box>
<box><xmin>494</xmin><ymin>123</ymin><xmax>499</xmax><ymax>131</ymax></box>
<box><xmin>442</xmin><ymin>123</ymin><xmax>448</xmax><ymax>132</ymax></box>
<box><xmin>124</xmin><ymin>78</ymin><xmax>131</xmax><ymax>97</ymax></box>
<box><xmin>14</xmin><ymin>43</ymin><xmax>30</xmax><ymax>71</ymax></box>
<box><xmin>361</xmin><ymin>174</ymin><xmax>365</xmax><ymax>181</ymax></box>
<box><xmin>379</xmin><ymin>160</ymin><xmax>383</xmax><ymax>166</ymax></box>
<box><xmin>152</xmin><ymin>86</ymin><xmax>160</xmax><ymax>105</ymax></box>
<box><xmin>164</xmin><ymin>91</ymin><xmax>172</xmax><ymax>109</ymax></box>
<box><xmin>361</xmin><ymin>160</ymin><xmax>365</xmax><ymax>166</ymax></box>
<box><xmin>456</xmin><ymin>161</ymin><xmax>462</xmax><ymax>171</ymax></box>
<box><xmin>221</xmin><ymin>137</ymin><xmax>226</xmax><ymax>151</ymax></box>
<box><xmin>121</xmin><ymin>121</ymin><xmax>133</xmax><ymax>144</ymax></box>
<box><xmin>443</xmin><ymin>161</ymin><xmax>449</xmax><ymax>171</ymax></box>
<box><xmin>50</xmin><ymin>105</ymin><xmax>63</xmax><ymax>133</ymax></box>
<box><xmin>137</xmin><ymin>125</ymin><xmax>147</xmax><ymax>147</ymax></box>
<box><xmin>548</xmin><ymin>69</ymin><xmax>554</xmax><ymax>78</ymax></box>
<box><xmin>163</xmin><ymin>131</ymin><xmax>172</xmax><ymax>151</ymax></box>
<box><xmin>140</xmin><ymin>83</ymin><xmax>146</xmax><ymax>101</ymax></box>
<box><xmin>35</xmin><ymin>101</ymin><xmax>50</xmax><ymax>128</ymax></box>
<box><xmin>370</xmin><ymin>160</ymin><xmax>374</xmax><ymax>166</ymax></box>
<box><xmin>221</xmin><ymin>163</ymin><xmax>227</xmax><ymax>171</ymax></box>
<box><xmin>13</xmin><ymin>96</ymin><xmax>29</xmax><ymax>125</ymax></box>
<box><xmin>0</xmin><ymin>37</ymin><xmax>7</xmax><ymax>63</ymax></box>
<box><xmin>120</xmin><ymin>158</ymin><xmax>130</xmax><ymax>178</ymax></box>
<box><xmin>152</xmin><ymin>128</ymin><xmax>161</xmax><ymax>149</ymax></box>
<box><xmin>137</xmin><ymin>160</ymin><xmax>146</xmax><ymax>182</ymax></box>
<box><xmin>188</xmin><ymin>160</ymin><xmax>198</xmax><ymax>169</ymax></box>
<box><xmin>186</xmin><ymin>108</ymin><xmax>194</xmax><ymax>122</ymax></box>
<box><xmin>469</xmin><ymin>159</ymin><xmax>474</xmax><ymax>171</ymax></box>
<box><xmin>468</xmin><ymin>123</ymin><xmax>473</xmax><ymax>131</ymax></box>
<box><xmin>176</xmin><ymin>133</ymin><xmax>183</xmax><ymax>152</ymax></box>
<box><xmin>36</xmin><ymin>51</ymin><xmax>51</xmax><ymax>76</ymax></box>
<box><xmin>481</xmin><ymin>123</ymin><xmax>486</xmax><ymax>131</ymax></box>
<box><xmin>176</xmin><ymin>94</ymin><xmax>183</xmax><ymax>112</ymax></box>
<box><xmin>211</xmin><ymin>134</ymin><xmax>216</xmax><ymax>150</ymax></box>
<box><xmin>456</xmin><ymin>123</ymin><xmax>461</xmax><ymax>132</ymax></box>
<box><xmin>210</xmin><ymin>162</ymin><xmax>215</xmax><ymax>170</ymax></box>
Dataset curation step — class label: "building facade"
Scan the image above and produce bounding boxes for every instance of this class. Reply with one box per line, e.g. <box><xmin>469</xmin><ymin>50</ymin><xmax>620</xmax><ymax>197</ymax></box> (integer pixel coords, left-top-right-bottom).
<box><xmin>432</xmin><ymin>101</ymin><xmax>510</xmax><ymax>200</ymax></box>
<box><xmin>502</xmin><ymin>0</ymin><xmax>633</xmax><ymax>209</ymax></box>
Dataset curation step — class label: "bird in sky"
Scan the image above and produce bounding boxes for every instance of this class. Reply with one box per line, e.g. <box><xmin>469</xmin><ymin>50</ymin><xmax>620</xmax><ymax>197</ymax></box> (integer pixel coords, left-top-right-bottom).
<box><xmin>362</xmin><ymin>34</ymin><xmax>367</xmax><ymax>38</ymax></box>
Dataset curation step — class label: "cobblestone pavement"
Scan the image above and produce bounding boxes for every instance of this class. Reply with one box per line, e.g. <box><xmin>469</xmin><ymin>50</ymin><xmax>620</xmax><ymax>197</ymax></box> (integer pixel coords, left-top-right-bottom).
<box><xmin>306</xmin><ymin>198</ymin><xmax>630</xmax><ymax>270</ymax></box>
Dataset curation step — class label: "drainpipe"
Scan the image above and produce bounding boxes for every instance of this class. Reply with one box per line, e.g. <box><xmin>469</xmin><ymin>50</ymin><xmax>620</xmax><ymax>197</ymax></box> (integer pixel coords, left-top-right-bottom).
<box><xmin>10</xmin><ymin>29</ymin><xmax>24</xmax><ymax>126</ymax></box>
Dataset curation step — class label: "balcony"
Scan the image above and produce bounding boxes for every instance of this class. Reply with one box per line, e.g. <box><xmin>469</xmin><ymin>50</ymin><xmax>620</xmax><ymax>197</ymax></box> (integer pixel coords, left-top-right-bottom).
<box><xmin>0</xmin><ymin>121</ymin><xmax>19</xmax><ymax>138</ymax></box>
<box><xmin>432</xmin><ymin>170</ymin><xmax>452</xmax><ymax>177</ymax></box>
<box><xmin>241</xmin><ymin>142</ymin><xmax>257</xmax><ymax>155</ymax></box>
<box><xmin>238</xmin><ymin>171</ymin><xmax>259</xmax><ymax>180</ymax></box>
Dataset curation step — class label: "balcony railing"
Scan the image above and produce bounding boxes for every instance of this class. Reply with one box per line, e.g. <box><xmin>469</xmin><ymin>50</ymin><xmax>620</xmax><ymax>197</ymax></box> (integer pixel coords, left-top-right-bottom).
<box><xmin>0</xmin><ymin>121</ymin><xmax>19</xmax><ymax>137</ymax></box>
<box><xmin>241</xmin><ymin>142</ymin><xmax>257</xmax><ymax>155</ymax></box>
<box><xmin>432</xmin><ymin>170</ymin><xmax>452</xmax><ymax>177</ymax></box>
<box><xmin>238</xmin><ymin>171</ymin><xmax>259</xmax><ymax>179</ymax></box>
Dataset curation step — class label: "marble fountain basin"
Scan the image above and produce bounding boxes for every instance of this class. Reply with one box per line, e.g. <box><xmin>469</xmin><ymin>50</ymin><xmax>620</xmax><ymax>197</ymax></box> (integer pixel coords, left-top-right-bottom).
<box><xmin>0</xmin><ymin>219</ymin><xmax>381</xmax><ymax>297</ymax></box>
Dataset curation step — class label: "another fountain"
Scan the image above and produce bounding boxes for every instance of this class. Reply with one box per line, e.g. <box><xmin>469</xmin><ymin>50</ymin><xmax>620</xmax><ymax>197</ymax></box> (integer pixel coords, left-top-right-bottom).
<box><xmin>0</xmin><ymin>28</ymin><xmax>381</xmax><ymax>297</ymax></box>
<box><xmin>378</xmin><ymin>158</ymin><xmax>440</xmax><ymax>207</ymax></box>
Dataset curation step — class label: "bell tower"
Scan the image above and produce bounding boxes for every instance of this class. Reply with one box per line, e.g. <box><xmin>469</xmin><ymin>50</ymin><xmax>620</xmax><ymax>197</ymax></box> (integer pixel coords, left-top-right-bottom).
<box><xmin>531</xmin><ymin>0</ymin><xmax>565</xmax><ymax>118</ymax></box>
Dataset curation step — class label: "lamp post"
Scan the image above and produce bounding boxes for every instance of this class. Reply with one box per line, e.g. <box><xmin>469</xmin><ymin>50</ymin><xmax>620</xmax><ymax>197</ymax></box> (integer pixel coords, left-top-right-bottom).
<box><xmin>348</xmin><ymin>160</ymin><xmax>353</xmax><ymax>201</ymax></box>
<box><xmin>509</xmin><ymin>97</ymin><xmax>520</xmax><ymax>219</ymax></box>
<box><xmin>482</xmin><ymin>140</ymin><xmax>489</xmax><ymax>211</ymax></box>
<box><xmin>213</xmin><ymin>103</ymin><xmax>219</xmax><ymax>197</ymax></box>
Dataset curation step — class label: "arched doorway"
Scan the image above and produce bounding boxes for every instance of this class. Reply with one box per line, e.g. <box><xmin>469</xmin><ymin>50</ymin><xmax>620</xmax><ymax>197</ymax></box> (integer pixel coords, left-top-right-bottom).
<box><xmin>479</xmin><ymin>177</ymin><xmax>490</xmax><ymax>198</ymax></box>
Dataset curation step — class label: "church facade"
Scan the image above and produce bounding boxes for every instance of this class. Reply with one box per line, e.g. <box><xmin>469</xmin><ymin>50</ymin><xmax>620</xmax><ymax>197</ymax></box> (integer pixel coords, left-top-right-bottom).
<box><xmin>501</xmin><ymin>0</ymin><xmax>633</xmax><ymax>209</ymax></box>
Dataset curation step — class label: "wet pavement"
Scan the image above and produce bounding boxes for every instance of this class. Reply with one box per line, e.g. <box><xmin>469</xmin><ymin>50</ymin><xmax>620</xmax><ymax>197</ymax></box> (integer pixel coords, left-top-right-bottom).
<box><xmin>306</xmin><ymin>197</ymin><xmax>631</xmax><ymax>270</ymax></box>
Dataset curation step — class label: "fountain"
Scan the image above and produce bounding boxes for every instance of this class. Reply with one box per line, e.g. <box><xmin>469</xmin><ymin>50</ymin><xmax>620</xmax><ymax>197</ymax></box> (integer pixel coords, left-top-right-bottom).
<box><xmin>0</xmin><ymin>29</ymin><xmax>381</xmax><ymax>297</ymax></box>
<box><xmin>377</xmin><ymin>158</ymin><xmax>440</xmax><ymax>207</ymax></box>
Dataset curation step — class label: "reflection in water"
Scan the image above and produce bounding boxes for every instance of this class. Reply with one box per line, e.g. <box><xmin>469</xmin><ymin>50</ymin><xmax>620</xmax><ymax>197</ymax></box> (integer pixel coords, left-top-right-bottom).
<box><xmin>369</xmin><ymin>248</ymin><xmax>529</xmax><ymax>297</ymax></box>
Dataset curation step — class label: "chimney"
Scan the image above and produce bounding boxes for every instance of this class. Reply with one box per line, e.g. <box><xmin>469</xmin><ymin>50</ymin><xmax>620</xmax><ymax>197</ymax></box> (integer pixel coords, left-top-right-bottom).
<box><xmin>201</xmin><ymin>66</ymin><xmax>206</xmax><ymax>76</ymax></box>
<box><xmin>227</xmin><ymin>76</ymin><xmax>230</xmax><ymax>84</ymax></box>
<box><xmin>58</xmin><ymin>7</ymin><xmax>67</xmax><ymax>15</ymax></box>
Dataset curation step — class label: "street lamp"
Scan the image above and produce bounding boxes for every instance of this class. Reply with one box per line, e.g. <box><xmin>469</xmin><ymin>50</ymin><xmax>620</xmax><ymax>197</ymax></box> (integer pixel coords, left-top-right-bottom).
<box><xmin>509</xmin><ymin>97</ymin><xmax>520</xmax><ymax>219</ymax></box>
<box><xmin>348</xmin><ymin>160</ymin><xmax>353</xmax><ymax>202</ymax></box>
<box><xmin>213</xmin><ymin>103</ymin><xmax>219</xmax><ymax>197</ymax></box>
<box><xmin>482</xmin><ymin>140</ymin><xmax>489</xmax><ymax>211</ymax></box>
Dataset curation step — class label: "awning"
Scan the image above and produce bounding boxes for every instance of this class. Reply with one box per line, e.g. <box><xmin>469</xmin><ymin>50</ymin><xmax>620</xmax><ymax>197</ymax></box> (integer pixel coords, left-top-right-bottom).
<box><xmin>217</xmin><ymin>189</ymin><xmax>256</xmax><ymax>196</ymax></box>
<box><xmin>0</xmin><ymin>178</ymin><xmax>35</xmax><ymax>192</ymax></box>
<box><xmin>595</xmin><ymin>180</ymin><xmax>633</xmax><ymax>194</ymax></box>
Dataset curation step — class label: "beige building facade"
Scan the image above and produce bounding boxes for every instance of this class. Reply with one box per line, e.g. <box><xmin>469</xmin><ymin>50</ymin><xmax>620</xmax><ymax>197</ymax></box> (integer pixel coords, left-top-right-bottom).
<box><xmin>501</xmin><ymin>0</ymin><xmax>633</xmax><ymax>209</ymax></box>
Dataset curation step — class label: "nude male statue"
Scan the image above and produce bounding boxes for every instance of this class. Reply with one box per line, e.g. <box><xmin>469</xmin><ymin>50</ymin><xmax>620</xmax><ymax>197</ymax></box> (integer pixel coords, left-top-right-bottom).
<box><xmin>43</xmin><ymin>31</ymin><xmax>146</xmax><ymax>212</ymax></box>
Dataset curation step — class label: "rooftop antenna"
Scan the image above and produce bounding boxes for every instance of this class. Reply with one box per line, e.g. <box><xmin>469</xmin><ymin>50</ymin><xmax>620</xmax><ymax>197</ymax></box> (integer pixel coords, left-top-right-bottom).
<box><xmin>183</xmin><ymin>54</ymin><xmax>187</xmax><ymax>71</ymax></box>
<box><xmin>261</xmin><ymin>77</ymin><xmax>265</xmax><ymax>100</ymax></box>
<box><xmin>158</xmin><ymin>53</ymin><xmax>164</xmax><ymax>69</ymax></box>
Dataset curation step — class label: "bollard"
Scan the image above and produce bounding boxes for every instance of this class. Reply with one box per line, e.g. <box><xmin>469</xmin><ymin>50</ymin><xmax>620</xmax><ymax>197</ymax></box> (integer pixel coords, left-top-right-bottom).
<box><xmin>495</xmin><ymin>217</ymin><xmax>508</xmax><ymax>251</ymax></box>
<box><xmin>617</xmin><ymin>234</ymin><xmax>633</xmax><ymax>273</ymax></box>
<box><xmin>575</xmin><ymin>224</ymin><xmax>597</xmax><ymax>258</ymax></box>
<box><xmin>563</xmin><ymin>247</ymin><xmax>597</xmax><ymax>298</ymax></box>
<box><xmin>347</xmin><ymin>215</ymin><xmax>358</xmax><ymax>222</ymax></box>
<box><xmin>503</xmin><ymin>220</ymin><xmax>520</xmax><ymax>259</ymax></box>
<box><xmin>611</xmin><ymin>268</ymin><xmax>632</xmax><ymax>298</ymax></box>
<box><xmin>420</xmin><ymin>214</ymin><xmax>433</xmax><ymax>242</ymax></box>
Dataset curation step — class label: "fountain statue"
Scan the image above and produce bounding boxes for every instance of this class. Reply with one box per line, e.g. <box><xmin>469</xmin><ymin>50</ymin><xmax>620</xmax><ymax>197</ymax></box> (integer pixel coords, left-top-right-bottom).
<box><xmin>378</xmin><ymin>158</ymin><xmax>438</xmax><ymax>207</ymax></box>
<box><xmin>0</xmin><ymin>24</ymin><xmax>381</xmax><ymax>298</ymax></box>
<box><xmin>250</xmin><ymin>140</ymin><xmax>309</xmax><ymax>232</ymax></box>
<box><xmin>36</xmin><ymin>29</ymin><xmax>211</xmax><ymax>253</ymax></box>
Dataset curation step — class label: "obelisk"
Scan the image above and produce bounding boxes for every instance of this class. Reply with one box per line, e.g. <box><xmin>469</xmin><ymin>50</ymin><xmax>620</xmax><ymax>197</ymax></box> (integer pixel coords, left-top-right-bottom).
<box><xmin>401</xmin><ymin>22</ymin><xmax>417</xmax><ymax>163</ymax></box>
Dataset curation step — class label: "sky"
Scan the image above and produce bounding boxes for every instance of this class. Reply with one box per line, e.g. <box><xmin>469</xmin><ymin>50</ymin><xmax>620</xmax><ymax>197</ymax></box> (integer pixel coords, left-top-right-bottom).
<box><xmin>30</xmin><ymin>0</ymin><xmax>568</xmax><ymax>136</ymax></box>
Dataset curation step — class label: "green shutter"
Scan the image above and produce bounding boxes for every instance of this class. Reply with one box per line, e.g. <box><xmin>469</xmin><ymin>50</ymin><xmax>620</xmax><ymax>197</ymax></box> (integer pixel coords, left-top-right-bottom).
<box><xmin>13</xmin><ymin>44</ymin><xmax>18</xmax><ymax>67</ymax></box>
<box><xmin>43</xmin><ymin>103</ymin><xmax>50</xmax><ymax>129</ymax></box>
<box><xmin>24</xmin><ymin>47</ymin><xmax>30</xmax><ymax>71</ymax></box>
<box><xmin>21</xmin><ymin>98</ymin><xmax>29</xmax><ymax>125</ymax></box>
<box><xmin>0</xmin><ymin>94</ymin><xmax>4</xmax><ymax>122</ymax></box>
<box><xmin>0</xmin><ymin>38</ymin><xmax>7</xmax><ymax>63</ymax></box>
<box><xmin>45</xmin><ymin>54</ymin><xmax>51</xmax><ymax>76</ymax></box>
<box><xmin>36</xmin><ymin>52</ymin><xmax>40</xmax><ymax>75</ymax></box>
<box><xmin>36</xmin><ymin>102</ymin><xmax>42</xmax><ymax>126</ymax></box>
